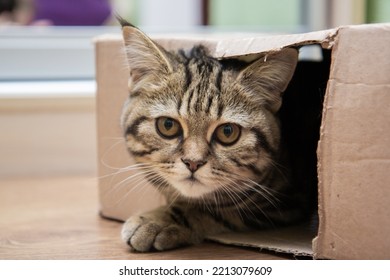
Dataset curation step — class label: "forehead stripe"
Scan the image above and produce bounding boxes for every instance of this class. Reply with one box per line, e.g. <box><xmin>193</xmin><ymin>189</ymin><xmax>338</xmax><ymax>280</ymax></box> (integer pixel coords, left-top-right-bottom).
<box><xmin>183</xmin><ymin>61</ymin><xmax>192</xmax><ymax>92</ymax></box>
<box><xmin>215</xmin><ymin>67</ymin><xmax>223</xmax><ymax>93</ymax></box>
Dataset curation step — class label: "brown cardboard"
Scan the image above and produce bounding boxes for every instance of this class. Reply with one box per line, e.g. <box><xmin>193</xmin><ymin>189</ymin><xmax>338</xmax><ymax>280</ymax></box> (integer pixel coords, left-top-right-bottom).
<box><xmin>95</xmin><ymin>23</ymin><xmax>390</xmax><ymax>259</ymax></box>
<box><xmin>313</xmin><ymin>24</ymin><xmax>390</xmax><ymax>260</ymax></box>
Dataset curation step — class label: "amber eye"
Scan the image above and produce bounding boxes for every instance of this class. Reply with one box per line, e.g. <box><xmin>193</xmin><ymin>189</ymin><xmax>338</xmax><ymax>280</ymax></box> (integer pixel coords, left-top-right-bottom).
<box><xmin>156</xmin><ymin>117</ymin><xmax>182</xmax><ymax>139</ymax></box>
<box><xmin>214</xmin><ymin>123</ymin><xmax>241</xmax><ymax>145</ymax></box>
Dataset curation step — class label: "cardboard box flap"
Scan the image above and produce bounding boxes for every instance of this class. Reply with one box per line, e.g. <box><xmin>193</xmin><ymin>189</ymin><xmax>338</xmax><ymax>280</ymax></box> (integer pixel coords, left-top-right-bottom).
<box><xmin>207</xmin><ymin>225</ymin><xmax>316</xmax><ymax>257</ymax></box>
<box><xmin>212</xmin><ymin>28</ymin><xmax>338</xmax><ymax>58</ymax></box>
<box><xmin>150</xmin><ymin>28</ymin><xmax>338</xmax><ymax>59</ymax></box>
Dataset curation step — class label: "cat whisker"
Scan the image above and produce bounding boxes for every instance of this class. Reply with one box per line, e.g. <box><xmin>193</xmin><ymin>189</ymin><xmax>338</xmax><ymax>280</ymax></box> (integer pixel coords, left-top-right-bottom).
<box><xmin>165</xmin><ymin>191</ymin><xmax>181</xmax><ymax>210</ymax></box>
<box><xmin>101</xmin><ymin>165</ymin><xmax>155</xmax><ymax>200</ymax></box>
<box><xmin>105</xmin><ymin>160</ymin><xmax>176</xmax><ymax>206</ymax></box>
<box><xmin>215</xmin><ymin>179</ymin><xmax>252</xmax><ymax>220</ymax></box>
<box><xmin>221</xmin><ymin>177</ymin><xmax>276</xmax><ymax>226</ymax></box>
<box><xmin>110</xmin><ymin>170</ymin><xmax>163</xmax><ymax>207</ymax></box>
<box><xmin>223</xmin><ymin>170</ymin><xmax>283</xmax><ymax>205</ymax></box>
<box><xmin>136</xmin><ymin>173</ymin><xmax>166</xmax><ymax>203</ymax></box>
<box><xmin>99</xmin><ymin>166</ymin><xmax>151</xmax><ymax>188</ymax></box>
<box><xmin>198</xmin><ymin>192</ymin><xmax>213</xmax><ymax>214</ymax></box>
<box><xmin>266</xmin><ymin>159</ymin><xmax>290</xmax><ymax>183</ymax></box>
<box><xmin>107</xmin><ymin>167</ymin><xmax>157</xmax><ymax>198</ymax></box>
<box><xmin>209</xmin><ymin>170</ymin><xmax>278</xmax><ymax>226</ymax></box>
<box><xmin>99</xmin><ymin>163</ymin><xmax>152</xmax><ymax>194</ymax></box>
<box><xmin>99</xmin><ymin>138</ymin><xmax>128</xmax><ymax>170</ymax></box>
<box><xmin>240</xmin><ymin>179</ymin><xmax>281</xmax><ymax>208</ymax></box>
<box><xmin>98</xmin><ymin>163</ymin><xmax>151</xmax><ymax>181</ymax></box>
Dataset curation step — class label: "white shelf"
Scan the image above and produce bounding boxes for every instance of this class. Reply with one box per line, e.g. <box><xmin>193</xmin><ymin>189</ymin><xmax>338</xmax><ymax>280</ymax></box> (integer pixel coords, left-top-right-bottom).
<box><xmin>0</xmin><ymin>80</ymin><xmax>96</xmax><ymax>99</ymax></box>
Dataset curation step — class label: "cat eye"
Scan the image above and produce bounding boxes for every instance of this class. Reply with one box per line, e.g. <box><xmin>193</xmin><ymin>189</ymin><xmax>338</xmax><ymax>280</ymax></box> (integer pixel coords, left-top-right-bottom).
<box><xmin>156</xmin><ymin>117</ymin><xmax>182</xmax><ymax>139</ymax></box>
<box><xmin>214</xmin><ymin>123</ymin><xmax>241</xmax><ymax>145</ymax></box>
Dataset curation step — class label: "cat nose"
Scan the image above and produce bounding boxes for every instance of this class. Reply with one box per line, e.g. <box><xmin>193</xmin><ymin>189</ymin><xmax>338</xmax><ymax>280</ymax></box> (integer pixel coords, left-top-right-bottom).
<box><xmin>181</xmin><ymin>158</ymin><xmax>207</xmax><ymax>173</ymax></box>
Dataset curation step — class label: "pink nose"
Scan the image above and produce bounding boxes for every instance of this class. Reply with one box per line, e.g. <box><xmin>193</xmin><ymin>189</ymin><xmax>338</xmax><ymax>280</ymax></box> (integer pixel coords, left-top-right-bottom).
<box><xmin>181</xmin><ymin>158</ymin><xmax>207</xmax><ymax>173</ymax></box>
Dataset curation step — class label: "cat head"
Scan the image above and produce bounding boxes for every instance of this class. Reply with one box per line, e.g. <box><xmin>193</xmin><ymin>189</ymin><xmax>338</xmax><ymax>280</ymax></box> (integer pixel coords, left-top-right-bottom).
<box><xmin>120</xmin><ymin>22</ymin><xmax>298</xmax><ymax>200</ymax></box>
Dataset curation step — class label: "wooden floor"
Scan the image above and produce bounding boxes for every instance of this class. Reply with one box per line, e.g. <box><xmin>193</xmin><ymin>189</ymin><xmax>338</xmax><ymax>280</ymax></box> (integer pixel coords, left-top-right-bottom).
<box><xmin>0</xmin><ymin>176</ymin><xmax>287</xmax><ymax>260</ymax></box>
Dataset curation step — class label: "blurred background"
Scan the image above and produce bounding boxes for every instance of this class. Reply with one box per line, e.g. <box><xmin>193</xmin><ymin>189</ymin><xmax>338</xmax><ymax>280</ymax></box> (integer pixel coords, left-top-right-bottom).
<box><xmin>2</xmin><ymin>0</ymin><xmax>389</xmax><ymax>30</ymax></box>
<box><xmin>0</xmin><ymin>0</ymin><xmax>389</xmax><ymax>178</ymax></box>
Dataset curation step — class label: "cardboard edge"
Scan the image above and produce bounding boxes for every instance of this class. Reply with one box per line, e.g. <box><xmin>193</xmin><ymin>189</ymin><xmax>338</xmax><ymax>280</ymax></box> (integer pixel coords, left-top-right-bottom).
<box><xmin>93</xmin><ymin>33</ymin><xmax>122</xmax><ymax>44</ymax></box>
<box><xmin>207</xmin><ymin>224</ymin><xmax>315</xmax><ymax>258</ymax></box>
<box><xmin>213</xmin><ymin>28</ymin><xmax>339</xmax><ymax>59</ymax></box>
<box><xmin>207</xmin><ymin>237</ymin><xmax>312</xmax><ymax>258</ymax></box>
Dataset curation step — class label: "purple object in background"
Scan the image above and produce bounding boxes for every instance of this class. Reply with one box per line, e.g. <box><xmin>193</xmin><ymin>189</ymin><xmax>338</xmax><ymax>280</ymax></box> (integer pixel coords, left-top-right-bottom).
<box><xmin>34</xmin><ymin>0</ymin><xmax>112</xmax><ymax>25</ymax></box>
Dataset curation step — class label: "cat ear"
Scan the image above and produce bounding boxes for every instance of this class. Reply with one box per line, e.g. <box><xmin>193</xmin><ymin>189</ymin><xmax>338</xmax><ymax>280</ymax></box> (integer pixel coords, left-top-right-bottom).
<box><xmin>237</xmin><ymin>48</ymin><xmax>298</xmax><ymax>112</ymax></box>
<box><xmin>121</xmin><ymin>23</ymin><xmax>173</xmax><ymax>90</ymax></box>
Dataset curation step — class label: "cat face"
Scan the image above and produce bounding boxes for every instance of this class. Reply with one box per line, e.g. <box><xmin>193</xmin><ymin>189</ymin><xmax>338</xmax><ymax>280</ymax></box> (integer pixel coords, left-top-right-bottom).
<box><xmin>121</xmin><ymin>25</ymin><xmax>298</xmax><ymax>200</ymax></box>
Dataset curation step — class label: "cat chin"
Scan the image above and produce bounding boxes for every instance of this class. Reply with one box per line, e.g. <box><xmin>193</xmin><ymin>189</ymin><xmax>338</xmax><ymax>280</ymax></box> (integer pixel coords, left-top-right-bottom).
<box><xmin>172</xmin><ymin>178</ymin><xmax>214</xmax><ymax>198</ymax></box>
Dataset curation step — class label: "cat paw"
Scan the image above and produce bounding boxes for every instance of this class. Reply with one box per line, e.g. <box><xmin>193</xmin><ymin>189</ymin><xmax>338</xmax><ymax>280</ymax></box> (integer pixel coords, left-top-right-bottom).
<box><xmin>121</xmin><ymin>214</ymin><xmax>195</xmax><ymax>252</ymax></box>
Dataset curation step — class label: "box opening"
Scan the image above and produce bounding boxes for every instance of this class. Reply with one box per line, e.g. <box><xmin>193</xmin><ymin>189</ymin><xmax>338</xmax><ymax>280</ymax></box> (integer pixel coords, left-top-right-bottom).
<box><xmin>280</xmin><ymin>45</ymin><xmax>331</xmax><ymax>225</ymax></box>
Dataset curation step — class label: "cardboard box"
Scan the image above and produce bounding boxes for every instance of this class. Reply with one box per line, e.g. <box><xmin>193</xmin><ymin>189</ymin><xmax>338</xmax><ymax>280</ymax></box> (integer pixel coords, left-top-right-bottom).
<box><xmin>95</xmin><ymin>23</ymin><xmax>390</xmax><ymax>259</ymax></box>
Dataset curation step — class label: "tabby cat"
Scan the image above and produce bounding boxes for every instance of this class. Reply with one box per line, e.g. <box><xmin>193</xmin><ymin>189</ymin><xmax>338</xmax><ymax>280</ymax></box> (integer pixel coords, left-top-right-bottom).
<box><xmin>119</xmin><ymin>20</ymin><xmax>310</xmax><ymax>252</ymax></box>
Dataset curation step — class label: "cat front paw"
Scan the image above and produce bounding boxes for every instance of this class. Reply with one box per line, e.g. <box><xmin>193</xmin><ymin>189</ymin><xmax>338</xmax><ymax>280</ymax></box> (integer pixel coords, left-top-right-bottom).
<box><xmin>121</xmin><ymin>213</ymin><xmax>197</xmax><ymax>252</ymax></box>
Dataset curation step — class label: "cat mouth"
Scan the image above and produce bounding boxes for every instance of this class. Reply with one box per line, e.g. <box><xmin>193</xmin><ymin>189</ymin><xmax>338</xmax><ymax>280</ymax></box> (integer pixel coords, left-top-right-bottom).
<box><xmin>182</xmin><ymin>174</ymin><xmax>204</xmax><ymax>186</ymax></box>
<box><xmin>185</xmin><ymin>175</ymin><xmax>199</xmax><ymax>183</ymax></box>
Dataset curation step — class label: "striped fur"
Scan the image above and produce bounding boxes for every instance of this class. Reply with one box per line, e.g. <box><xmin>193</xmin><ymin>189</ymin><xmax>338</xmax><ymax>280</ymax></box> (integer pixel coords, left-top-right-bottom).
<box><xmin>119</xmin><ymin>22</ymin><xmax>306</xmax><ymax>252</ymax></box>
